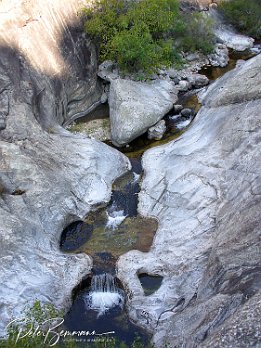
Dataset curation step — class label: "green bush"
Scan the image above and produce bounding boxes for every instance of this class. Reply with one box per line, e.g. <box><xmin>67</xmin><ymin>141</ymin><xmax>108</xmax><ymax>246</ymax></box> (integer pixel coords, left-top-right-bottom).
<box><xmin>219</xmin><ymin>0</ymin><xmax>261</xmax><ymax>39</ymax></box>
<box><xmin>0</xmin><ymin>300</ymin><xmax>64</xmax><ymax>348</ymax></box>
<box><xmin>177</xmin><ymin>12</ymin><xmax>215</xmax><ymax>54</ymax></box>
<box><xmin>83</xmin><ymin>0</ymin><xmax>215</xmax><ymax>74</ymax></box>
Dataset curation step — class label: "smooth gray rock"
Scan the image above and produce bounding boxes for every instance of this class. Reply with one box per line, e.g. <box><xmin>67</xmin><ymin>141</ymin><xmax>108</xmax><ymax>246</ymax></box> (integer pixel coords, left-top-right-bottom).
<box><xmin>181</xmin><ymin>108</ymin><xmax>193</xmax><ymax>118</ymax></box>
<box><xmin>200</xmin><ymin>54</ymin><xmax>261</xmax><ymax>107</ymax></box>
<box><xmin>109</xmin><ymin>79</ymin><xmax>177</xmax><ymax>146</ymax></box>
<box><xmin>173</xmin><ymin>104</ymin><xmax>183</xmax><ymax>114</ymax></box>
<box><xmin>117</xmin><ymin>54</ymin><xmax>261</xmax><ymax>347</ymax></box>
<box><xmin>187</xmin><ymin>73</ymin><xmax>209</xmax><ymax>88</ymax></box>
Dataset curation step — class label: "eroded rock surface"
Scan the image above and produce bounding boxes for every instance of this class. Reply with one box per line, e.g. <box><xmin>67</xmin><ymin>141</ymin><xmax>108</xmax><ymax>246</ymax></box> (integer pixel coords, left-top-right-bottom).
<box><xmin>109</xmin><ymin>79</ymin><xmax>177</xmax><ymax>146</ymax></box>
<box><xmin>117</xmin><ymin>54</ymin><xmax>261</xmax><ymax>347</ymax></box>
<box><xmin>0</xmin><ymin>0</ymin><xmax>129</xmax><ymax>337</ymax></box>
<box><xmin>0</xmin><ymin>0</ymin><xmax>103</xmax><ymax>129</ymax></box>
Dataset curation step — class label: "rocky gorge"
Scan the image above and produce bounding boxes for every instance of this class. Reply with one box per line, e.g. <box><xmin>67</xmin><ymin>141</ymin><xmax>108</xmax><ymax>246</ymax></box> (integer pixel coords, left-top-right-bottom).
<box><xmin>0</xmin><ymin>0</ymin><xmax>261</xmax><ymax>347</ymax></box>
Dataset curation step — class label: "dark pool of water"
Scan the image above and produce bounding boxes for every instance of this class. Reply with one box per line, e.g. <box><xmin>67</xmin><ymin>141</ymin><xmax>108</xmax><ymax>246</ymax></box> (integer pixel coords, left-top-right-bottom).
<box><xmin>139</xmin><ymin>274</ymin><xmax>163</xmax><ymax>296</ymax></box>
<box><xmin>64</xmin><ymin>283</ymin><xmax>150</xmax><ymax>347</ymax></box>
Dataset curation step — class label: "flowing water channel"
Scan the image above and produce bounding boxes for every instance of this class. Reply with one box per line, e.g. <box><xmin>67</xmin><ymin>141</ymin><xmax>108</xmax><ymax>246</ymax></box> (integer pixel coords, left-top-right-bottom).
<box><xmin>61</xmin><ymin>47</ymin><xmax>259</xmax><ymax>347</ymax></box>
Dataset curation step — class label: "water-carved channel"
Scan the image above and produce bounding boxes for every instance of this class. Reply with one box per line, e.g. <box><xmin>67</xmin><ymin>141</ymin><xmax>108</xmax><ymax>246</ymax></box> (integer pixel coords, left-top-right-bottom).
<box><xmin>60</xmin><ymin>47</ymin><xmax>259</xmax><ymax>346</ymax></box>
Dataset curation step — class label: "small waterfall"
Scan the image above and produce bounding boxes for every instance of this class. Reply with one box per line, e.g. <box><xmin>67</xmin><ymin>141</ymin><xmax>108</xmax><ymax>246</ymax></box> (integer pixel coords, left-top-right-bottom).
<box><xmin>132</xmin><ymin>172</ymin><xmax>140</xmax><ymax>184</ymax></box>
<box><xmin>170</xmin><ymin>115</ymin><xmax>192</xmax><ymax>130</ymax></box>
<box><xmin>176</xmin><ymin>118</ymin><xmax>192</xmax><ymax>129</ymax></box>
<box><xmin>84</xmin><ymin>273</ymin><xmax>124</xmax><ymax>317</ymax></box>
<box><xmin>106</xmin><ymin>202</ymin><xmax>127</xmax><ymax>230</ymax></box>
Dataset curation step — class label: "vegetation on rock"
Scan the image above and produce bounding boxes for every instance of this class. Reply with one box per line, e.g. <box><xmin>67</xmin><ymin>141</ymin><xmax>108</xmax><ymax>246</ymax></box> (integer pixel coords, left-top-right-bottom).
<box><xmin>219</xmin><ymin>0</ymin><xmax>261</xmax><ymax>39</ymax></box>
<box><xmin>83</xmin><ymin>0</ymin><xmax>215</xmax><ymax>73</ymax></box>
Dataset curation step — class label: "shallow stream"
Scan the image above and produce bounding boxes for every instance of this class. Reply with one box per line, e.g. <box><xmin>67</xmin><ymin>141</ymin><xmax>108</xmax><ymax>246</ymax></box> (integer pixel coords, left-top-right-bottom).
<box><xmin>61</xmin><ymin>47</ymin><xmax>259</xmax><ymax>346</ymax></box>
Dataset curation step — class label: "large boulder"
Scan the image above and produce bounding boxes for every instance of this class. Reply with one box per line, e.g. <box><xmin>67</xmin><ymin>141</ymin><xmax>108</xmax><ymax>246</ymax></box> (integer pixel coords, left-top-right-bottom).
<box><xmin>109</xmin><ymin>79</ymin><xmax>177</xmax><ymax>146</ymax></box>
<box><xmin>0</xmin><ymin>0</ymin><xmax>130</xmax><ymax>337</ymax></box>
<box><xmin>117</xmin><ymin>54</ymin><xmax>261</xmax><ymax>347</ymax></box>
<box><xmin>215</xmin><ymin>27</ymin><xmax>254</xmax><ymax>51</ymax></box>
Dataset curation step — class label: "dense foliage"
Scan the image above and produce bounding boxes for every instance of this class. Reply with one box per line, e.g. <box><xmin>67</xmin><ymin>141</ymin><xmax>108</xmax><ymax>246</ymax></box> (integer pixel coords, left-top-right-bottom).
<box><xmin>219</xmin><ymin>0</ymin><xmax>261</xmax><ymax>39</ymax></box>
<box><xmin>83</xmin><ymin>0</ymin><xmax>215</xmax><ymax>73</ymax></box>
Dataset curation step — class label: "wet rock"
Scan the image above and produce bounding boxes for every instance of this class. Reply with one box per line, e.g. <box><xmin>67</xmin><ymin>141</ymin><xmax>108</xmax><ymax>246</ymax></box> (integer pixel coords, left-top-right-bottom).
<box><xmin>180</xmin><ymin>108</ymin><xmax>194</xmax><ymax>118</ymax></box>
<box><xmin>177</xmin><ymin>80</ymin><xmax>192</xmax><ymax>91</ymax></box>
<box><xmin>147</xmin><ymin>120</ymin><xmax>166</xmax><ymax>140</ymax></box>
<box><xmin>173</xmin><ymin>104</ymin><xmax>183</xmax><ymax>114</ymax></box>
<box><xmin>118</xmin><ymin>54</ymin><xmax>261</xmax><ymax>347</ymax></box>
<box><xmin>109</xmin><ymin>79</ymin><xmax>177</xmax><ymax>147</ymax></box>
<box><xmin>236</xmin><ymin>59</ymin><xmax>246</xmax><ymax>69</ymax></box>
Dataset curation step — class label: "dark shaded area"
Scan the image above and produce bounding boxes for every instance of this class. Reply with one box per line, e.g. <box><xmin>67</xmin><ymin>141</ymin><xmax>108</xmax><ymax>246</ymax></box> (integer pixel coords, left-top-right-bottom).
<box><xmin>138</xmin><ymin>274</ymin><xmax>163</xmax><ymax>296</ymax></box>
<box><xmin>109</xmin><ymin>183</ymin><xmax>140</xmax><ymax>218</ymax></box>
<box><xmin>73</xmin><ymin>102</ymin><xmax>109</xmax><ymax>123</ymax></box>
<box><xmin>0</xmin><ymin>18</ymin><xmax>102</xmax><ymax>140</ymax></box>
<box><xmin>11</xmin><ymin>189</ymin><xmax>26</xmax><ymax>196</ymax></box>
<box><xmin>60</xmin><ymin>221</ymin><xmax>93</xmax><ymax>251</ymax></box>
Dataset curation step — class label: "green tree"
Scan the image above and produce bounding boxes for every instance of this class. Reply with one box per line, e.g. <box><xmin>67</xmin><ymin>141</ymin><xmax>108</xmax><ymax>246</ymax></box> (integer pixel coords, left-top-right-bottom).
<box><xmin>83</xmin><ymin>0</ymin><xmax>214</xmax><ymax>74</ymax></box>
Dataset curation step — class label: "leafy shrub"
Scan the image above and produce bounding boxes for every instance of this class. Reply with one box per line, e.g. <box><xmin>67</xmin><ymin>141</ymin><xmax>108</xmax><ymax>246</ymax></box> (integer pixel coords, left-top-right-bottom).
<box><xmin>83</xmin><ymin>0</ymin><xmax>215</xmax><ymax>73</ymax></box>
<box><xmin>177</xmin><ymin>12</ymin><xmax>215</xmax><ymax>54</ymax></box>
<box><xmin>0</xmin><ymin>300</ymin><xmax>64</xmax><ymax>348</ymax></box>
<box><xmin>219</xmin><ymin>0</ymin><xmax>261</xmax><ymax>39</ymax></box>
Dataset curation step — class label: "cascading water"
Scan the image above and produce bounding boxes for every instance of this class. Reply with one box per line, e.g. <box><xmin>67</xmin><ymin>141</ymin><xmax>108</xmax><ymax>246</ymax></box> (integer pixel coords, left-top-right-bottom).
<box><xmin>106</xmin><ymin>209</ymin><xmax>127</xmax><ymax>230</ymax></box>
<box><xmin>84</xmin><ymin>273</ymin><xmax>124</xmax><ymax>317</ymax></box>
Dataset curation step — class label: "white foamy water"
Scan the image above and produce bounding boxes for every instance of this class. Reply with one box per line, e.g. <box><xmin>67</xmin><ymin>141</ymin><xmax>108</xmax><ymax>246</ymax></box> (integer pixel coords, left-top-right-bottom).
<box><xmin>176</xmin><ymin>119</ymin><xmax>191</xmax><ymax>129</ymax></box>
<box><xmin>170</xmin><ymin>115</ymin><xmax>180</xmax><ymax>121</ymax></box>
<box><xmin>86</xmin><ymin>292</ymin><xmax>124</xmax><ymax>317</ymax></box>
<box><xmin>84</xmin><ymin>274</ymin><xmax>124</xmax><ymax>317</ymax></box>
<box><xmin>132</xmin><ymin>172</ymin><xmax>140</xmax><ymax>183</ymax></box>
<box><xmin>106</xmin><ymin>209</ymin><xmax>127</xmax><ymax>230</ymax></box>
